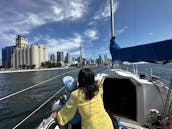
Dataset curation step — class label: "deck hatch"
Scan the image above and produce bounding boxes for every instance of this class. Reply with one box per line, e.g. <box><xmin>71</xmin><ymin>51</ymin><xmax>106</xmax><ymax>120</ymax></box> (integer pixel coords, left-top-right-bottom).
<box><xmin>103</xmin><ymin>77</ymin><xmax>137</xmax><ymax>120</ymax></box>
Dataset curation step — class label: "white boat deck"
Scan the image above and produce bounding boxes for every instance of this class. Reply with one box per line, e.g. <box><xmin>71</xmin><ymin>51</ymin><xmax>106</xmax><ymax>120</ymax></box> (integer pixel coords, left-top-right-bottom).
<box><xmin>111</xmin><ymin>69</ymin><xmax>152</xmax><ymax>85</ymax></box>
<box><xmin>109</xmin><ymin>69</ymin><xmax>164</xmax><ymax>129</ymax></box>
<box><xmin>121</xmin><ymin>120</ymin><xmax>148</xmax><ymax>129</ymax></box>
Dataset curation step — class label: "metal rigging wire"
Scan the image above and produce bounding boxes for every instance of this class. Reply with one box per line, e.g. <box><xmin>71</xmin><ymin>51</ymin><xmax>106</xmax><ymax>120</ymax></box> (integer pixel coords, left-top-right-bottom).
<box><xmin>0</xmin><ymin>69</ymin><xmax>79</xmax><ymax>101</ymax></box>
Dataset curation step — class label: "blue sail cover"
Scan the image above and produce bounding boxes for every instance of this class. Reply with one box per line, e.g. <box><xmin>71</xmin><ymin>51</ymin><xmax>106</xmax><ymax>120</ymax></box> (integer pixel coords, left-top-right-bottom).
<box><xmin>110</xmin><ymin>37</ymin><xmax>172</xmax><ymax>64</ymax></box>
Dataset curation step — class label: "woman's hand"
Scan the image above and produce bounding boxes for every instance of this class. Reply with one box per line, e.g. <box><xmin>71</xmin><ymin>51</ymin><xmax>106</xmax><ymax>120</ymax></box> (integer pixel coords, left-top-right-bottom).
<box><xmin>63</xmin><ymin>95</ymin><xmax>67</xmax><ymax>101</ymax></box>
<box><xmin>51</xmin><ymin>111</ymin><xmax>58</xmax><ymax>119</ymax></box>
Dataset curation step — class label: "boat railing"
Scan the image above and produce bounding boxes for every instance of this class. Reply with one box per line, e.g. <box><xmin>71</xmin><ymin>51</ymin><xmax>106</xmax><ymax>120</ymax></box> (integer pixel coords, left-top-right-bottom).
<box><xmin>120</xmin><ymin>63</ymin><xmax>171</xmax><ymax>87</ymax></box>
<box><xmin>0</xmin><ymin>69</ymin><xmax>79</xmax><ymax>102</ymax></box>
<box><xmin>118</xmin><ymin>63</ymin><xmax>172</xmax><ymax>124</ymax></box>
<box><xmin>0</xmin><ymin>68</ymin><xmax>79</xmax><ymax>129</ymax></box>
<box><xmin>12</xmin><ymin>86</ymin><xmax>65</xmax><ymax>129</ymax></box>
<box><xmin>163</xmin><ymin>78</ymin><xmax>172</xmax><ymax>118</ymax></box>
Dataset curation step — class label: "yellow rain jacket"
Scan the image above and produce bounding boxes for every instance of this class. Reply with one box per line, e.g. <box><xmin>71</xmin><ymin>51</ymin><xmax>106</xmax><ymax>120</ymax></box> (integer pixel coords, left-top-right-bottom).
<box><xmin>57</xmin><ymin>87</ymin><xmax>113</xmax><ymax>129</ymax></box>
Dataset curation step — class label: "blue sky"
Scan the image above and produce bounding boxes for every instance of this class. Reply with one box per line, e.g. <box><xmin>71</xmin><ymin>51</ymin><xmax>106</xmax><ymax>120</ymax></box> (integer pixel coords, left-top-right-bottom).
<box><xmin>0</xmin><ymin>0</ymin><xmax>172</xmax><ymax>61</ymax></box>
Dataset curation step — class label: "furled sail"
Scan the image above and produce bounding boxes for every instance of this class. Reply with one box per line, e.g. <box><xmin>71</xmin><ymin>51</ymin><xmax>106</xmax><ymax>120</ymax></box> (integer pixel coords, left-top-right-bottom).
<box><xmin>110</xmin><ymin>37</ymin><xmax>172</xmax><ymax>64</ymax></box>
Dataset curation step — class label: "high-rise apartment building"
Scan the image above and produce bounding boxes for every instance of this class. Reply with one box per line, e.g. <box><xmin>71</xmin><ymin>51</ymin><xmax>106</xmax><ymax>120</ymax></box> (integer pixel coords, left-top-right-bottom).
<box><xmin>104</xmin><ymin>54</ymin><xmax>108</xmax><ymax>64</ymax></box>
<box><xmin>64</xmin><ymin>53</ymin><xmax>71</xmax><ymax>64</ymax></box>
<box><xmin>50</xmin><ymin>54</ymin><xmax>55</xmax><ymax>63</ymax></box>
<box><xmin>97</xmin><ymin>55</ymin><xmax>103</xmax><ymax>65</ymax></box>
<box><xmin>57</xmin><ymin>52</ymin><xmax>64</xmax><ymax>64</ymax></box>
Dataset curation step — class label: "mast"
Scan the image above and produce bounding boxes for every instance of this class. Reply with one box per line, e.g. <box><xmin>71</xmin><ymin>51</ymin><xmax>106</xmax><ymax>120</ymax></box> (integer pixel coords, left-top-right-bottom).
<box><xmin>110</xmin><ymin>0</ymin><xmax>115</xmax><ymax>38</ymax></box>
<box><xmin>80</xmin><ymin>42</ymin><xmax>83</xmax><ymax>65</ymax></box>
<box><xmin>110</xmin><ymin>0</ymin><xmax>116</xmax><ymax>68</ymax></box>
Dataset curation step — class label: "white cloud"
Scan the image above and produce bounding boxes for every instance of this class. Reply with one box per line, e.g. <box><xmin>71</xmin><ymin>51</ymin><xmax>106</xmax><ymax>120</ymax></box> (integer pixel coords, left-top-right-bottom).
<box><xmin>51</xmin><ymin>0</ymin><xmax>88</xmax><ymax>21</ymax></box>
<box><xmin>116</xmin><ymin>26</ymin><xmax>128</xmax><ymax>36</ymax></box>
<box><xmin>0</xmin><ymin>32</ymin><xmax>16</xmax><ymax>46</ymax></box>
<box><xmin>88</xmin><ymin>21</ymin><xmax>96</xmax><ymax>26</ymax></box>
<box><xmin>45</xmin><ymin>34</ymin><xmax>83</xmax><ymax>55</ymax></box>
<box><xmin>84</xmin><ymin>29</ymin><xmax>98</xmax><ymax>40</ymax></box>
<box><xmin>0</xmin><ymin>0</ymin><xmax>89</xmax><ymax>49</ymax></box>
<box><xmin>70</xmin><ymin>50</ymin><xmax>80</xmax><ymax>56</ymax></box>
<box><xmin>52</xmin><ymin>6</ymin><xmax>62</xmax><ymax>16</ymax></box>
<box><xmin>26</xmin><ymin>13</ymin><xmax>45</xmax><ymax>26</ymax></box>
<box><xmin>30</xmin><ymin>35</ymin><xmax>44</xmax><ymax>44</ymax></box>
<box><xmin>93</xmin><ymin>1</ymin><xmax>119</xmax><ymax>20</ymax></box>
<box><xmin>69</xmin><ymin>1</ymin><xmax>86</xmax><ymax>19</ymax></box>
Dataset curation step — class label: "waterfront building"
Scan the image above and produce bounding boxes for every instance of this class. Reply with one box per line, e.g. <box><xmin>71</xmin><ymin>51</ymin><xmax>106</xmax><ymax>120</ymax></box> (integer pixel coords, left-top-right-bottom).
<box><xmin>96</xmin><ymin>55</ymin><xmax>103</xmax><ymax>65</ymax></box>
<box><xmin>12</xmin><ymin>44</ymin><xmax>48</xmax><ymax>68</ymax></box>
<box><xmin>64</xmin><ymin>52</ymin><xmax>71</xmax><ymax>64</ymax></box>
<box><xmin>87</xmin><ymin>59</ymin><xmax>95</xmax><ymax>65</ymax></box>
<box><xmin>57</xmin><ymin>51</ymin><xmax>64</xmax><ymax>64</ymax></box>
<box><xmin>50</xmin><ymin>54</ymin><xmax>55</xmax><ymax>63</ymax></box>
<box><xmin>83</xmin><ymin>58</ymin><xmax>87</xmax><ymax>66</ymax></box>
<box><xmin>2</xmin><ymin>46</ymin><xmax>16</xmax><ymax>68</ymax></box>
<box><xmin>2</xmin><ymin>35</ymin><xmax>48</xmax><ymax>69</ymax></box>
<box><xmin>76</xmin><ymin>57</ymin><xmax>86</xmax><ymax>66</ymax></box>
<box><xmin>16</xmin><ymin>35</ymin><xmax>28</xmax><ymax>48</ymax></box>
<box><xmin>104</xmin><ymin>54</ymin><xmax>108</xmax><ymax>64</ymax></box>
<box><xmin>71</xmin><ymin>58</ymin><xmax>78</xmax><ymax>65</ymax></box>
<box><xmin>91</xmin><ymin>59</ymin><xmax>95</xmax><ymax>64</ymax></box>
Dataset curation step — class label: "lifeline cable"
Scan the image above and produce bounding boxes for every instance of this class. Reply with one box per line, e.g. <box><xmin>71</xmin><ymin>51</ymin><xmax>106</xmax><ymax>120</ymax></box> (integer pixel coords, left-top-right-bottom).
<box><xmin>12</xmin><ymin>67</ymin><xmax>106</xmax><ymax>129</ymax></box>
<box><xmin>0</xmin><ymin>69</ymin><xmax>79</xmax><ymax>101</ymax></box>
<box><xmin>163</xmin><ymin>77</ymin><xmax>172</xmax><ymax>118</ymax></box>
<box><xmin>12</xmin><ymin>86</ymin><xmax>65</xmax><ymax>129</ymax></box>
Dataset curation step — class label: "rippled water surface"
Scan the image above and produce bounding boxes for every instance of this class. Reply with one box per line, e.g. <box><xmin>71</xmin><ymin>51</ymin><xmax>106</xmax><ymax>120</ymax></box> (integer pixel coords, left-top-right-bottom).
<box><xmin>0</xmin><ymin>65</ymin><xmax>172</xmax><ymax>129</ymax></box>
<box><xmin>0</xmin><ymin>67</ymin><xmax>107</xmax><ymax>129</ymax></box>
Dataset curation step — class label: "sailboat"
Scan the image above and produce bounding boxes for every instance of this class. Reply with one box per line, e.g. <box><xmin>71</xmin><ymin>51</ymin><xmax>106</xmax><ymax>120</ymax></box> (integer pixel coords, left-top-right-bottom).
<box><xmin>105</xmin><ymin>0</ymin><xmax>172</xmax><ymax>128</ymax></box>
<box><xmin>36</xmin><ymin>0</ymin><xmax>172</xmax><ymax>129</ymax></box>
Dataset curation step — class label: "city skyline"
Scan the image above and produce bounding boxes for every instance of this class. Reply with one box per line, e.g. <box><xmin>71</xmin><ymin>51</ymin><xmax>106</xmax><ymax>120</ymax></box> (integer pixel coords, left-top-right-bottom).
<box><xmin>50</xmin><ymin>50</ymin><xmax>109</xmax><ymax>65</ymax></box>
<box><xmin>1</xmin><ymin>34</ymin><xmax>109</xmax><ymax>67</ymax></box>
<box><xmin>0</xmin><ymin>0</ymin><xmax>172</xmax><ymax>62</ymax></box>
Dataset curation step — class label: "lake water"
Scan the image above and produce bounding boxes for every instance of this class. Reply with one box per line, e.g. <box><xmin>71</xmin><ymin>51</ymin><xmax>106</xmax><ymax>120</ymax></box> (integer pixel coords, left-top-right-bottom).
<box><xmin>0</xmin><ymin>66</ymin><xmax>106</xmax><ymax>129</ymax></box>
<box><xmin>0</xmin><ymin>64</ymin><xmax>172</xmax><ymax>129</ymax></box>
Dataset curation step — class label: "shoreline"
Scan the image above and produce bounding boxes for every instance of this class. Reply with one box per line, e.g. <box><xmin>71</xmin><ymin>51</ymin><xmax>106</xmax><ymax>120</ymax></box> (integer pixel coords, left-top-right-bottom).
<box><xmin>0</xmin><ymin>67</ymin><xmax>68</xmax><ymax>74</ymax></box>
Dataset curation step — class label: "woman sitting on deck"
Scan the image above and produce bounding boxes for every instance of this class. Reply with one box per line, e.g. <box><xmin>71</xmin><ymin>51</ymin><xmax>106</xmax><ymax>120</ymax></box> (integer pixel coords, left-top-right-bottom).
<box><xmin>52</xmin><ymin>68</ymin><xmax>113</xmax><ymax>129</ymax></box>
